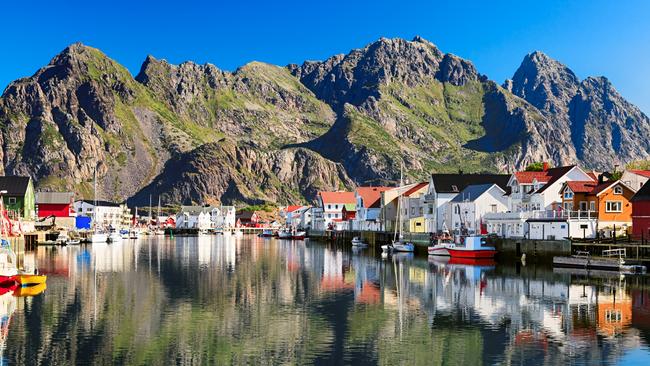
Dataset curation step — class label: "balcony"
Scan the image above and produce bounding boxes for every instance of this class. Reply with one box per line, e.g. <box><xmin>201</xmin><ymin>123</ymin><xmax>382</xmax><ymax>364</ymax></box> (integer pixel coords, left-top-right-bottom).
<box><xmin>484</xmin><ymin>210</ymin><xmax>597</xmax><ymax>221</ymax></box>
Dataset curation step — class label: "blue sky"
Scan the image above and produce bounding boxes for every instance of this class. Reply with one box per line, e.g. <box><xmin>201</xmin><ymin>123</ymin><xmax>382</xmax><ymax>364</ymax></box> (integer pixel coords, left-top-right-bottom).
<box><xmin>2</xmin><ymin>0</ymin><xmax>649</xmax><ymax>113</ymax></box>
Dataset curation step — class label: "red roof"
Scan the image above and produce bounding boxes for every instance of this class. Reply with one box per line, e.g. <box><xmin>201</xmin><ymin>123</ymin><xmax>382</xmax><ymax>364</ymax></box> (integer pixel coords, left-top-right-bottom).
<box><xmin>356</xmin><ymin>187</ymin><xmax>391</xmax><ymax>208</ymax></box>
<box><xmin>286</xmin><ymin>205</ymin><xmax>302</xmax><ymax>213</ymax></box>
<box><xmin>514</xmin><ymin>171</ymin><xmax>552</xmax><ymax>184</ymax></box>
<box><xmin>319</xmin><ymin>191</ymin><xmax>356</xmax><ymax>205</ymax></box>
<box><xmin>566</xmin><ymin>181</ymin><xmax>597</xmax><ymax>193</ymax></box>
<box><xmin>631</xmin><ymin>170</ymin><xmax>650</xmax><ymax>178</ymax></box>
<box><xmin>404</xmin><ymin>182</ymin><xmax>428</xmax><ymax>197</ymax></box>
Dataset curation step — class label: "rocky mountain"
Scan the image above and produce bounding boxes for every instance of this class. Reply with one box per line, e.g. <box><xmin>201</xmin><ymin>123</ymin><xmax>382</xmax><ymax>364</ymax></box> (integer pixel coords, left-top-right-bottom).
<box><xmin>1</xmin><ymin>37</ymin><xmax>649</xmax><ymax>205</ymax></box>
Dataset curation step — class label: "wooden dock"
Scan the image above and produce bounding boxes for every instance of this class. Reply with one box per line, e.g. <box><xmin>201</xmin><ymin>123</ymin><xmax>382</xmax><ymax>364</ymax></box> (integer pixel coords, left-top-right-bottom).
<box><xmin>570</xmin><ymin>242</ymin><xmax>650</xmax><ymax>262</ymax></box>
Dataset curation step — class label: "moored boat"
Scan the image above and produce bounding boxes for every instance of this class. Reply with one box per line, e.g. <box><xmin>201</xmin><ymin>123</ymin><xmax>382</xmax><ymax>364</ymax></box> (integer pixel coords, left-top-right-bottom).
<box><xmin>259</xmin><ymin>229</ymin><xmax>274</xmax><ymax>237</ymax></box>
<box><xmin>446</xmin><ymin>236</ymin><xmax>496</xmax><ymax>259</ymax></box>
<box><xmin>14</xmin><ymin>282</ymin><xmax>46</xmax><ymax>297</ymax></box>
<box><xmin>351</xmin><ymin>237</ymin><xmax>367</xmax><ymax>247</ymax></box>
<box><xmin>278</xmin><ymin>229</ymin><xmax>293</xmax><ymax>239</ymax></box>
<box><xmin>292</xmin><ymin>231</ymin><xmax>306</xmax><ymax>240</ymax></box>
<box><xmin>428</xmin><ymin>242</ymin><xmax>454</xmax><ymax>256</ymax></box>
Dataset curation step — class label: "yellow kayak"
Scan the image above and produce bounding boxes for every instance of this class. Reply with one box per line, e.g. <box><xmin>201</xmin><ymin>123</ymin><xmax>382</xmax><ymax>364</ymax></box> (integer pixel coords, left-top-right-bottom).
<box><xmin>14</xmin><ymin>282</ymin><xmax>46</xmax><ymax>297</ymax></box>
<box><xmin>17</xmin><ymin>274</ymin><xmax>47</xmax><ymax>286</ymax></box>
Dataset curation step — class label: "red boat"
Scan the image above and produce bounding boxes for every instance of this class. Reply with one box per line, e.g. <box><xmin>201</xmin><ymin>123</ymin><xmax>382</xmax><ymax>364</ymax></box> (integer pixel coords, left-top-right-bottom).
<box><xmin>447</xmin><ymin>236</ymin><xmax>497</xmax><ymax>259</ymax></box>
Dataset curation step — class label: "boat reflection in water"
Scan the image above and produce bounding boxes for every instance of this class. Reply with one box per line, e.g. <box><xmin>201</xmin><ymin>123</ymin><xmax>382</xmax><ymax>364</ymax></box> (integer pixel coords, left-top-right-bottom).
<box><xmin>0</xmin><ymin>236</ymin><xmax>649</xmax><ymax>365</ymax></box>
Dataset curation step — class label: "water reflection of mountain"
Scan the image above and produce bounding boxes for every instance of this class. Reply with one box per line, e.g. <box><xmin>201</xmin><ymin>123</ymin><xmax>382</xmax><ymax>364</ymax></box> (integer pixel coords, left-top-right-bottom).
<box><xmin>2</xmin><ymin>237</ymin><xmax>649</xmax><ymax>364</ymax></box>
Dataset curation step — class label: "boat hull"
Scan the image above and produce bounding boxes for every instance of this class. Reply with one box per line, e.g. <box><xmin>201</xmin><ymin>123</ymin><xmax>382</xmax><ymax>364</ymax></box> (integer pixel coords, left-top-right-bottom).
<box><xmin>14</xmin><ymin>282</ymin><xmax>46</xmax><ymax>297</ymax></box>
<box><xmin>17</xmin><ymin>274</ymin><xmax>47</xmax><ymax>286</ymax></box>
<box><xmin>447</xmin><ymin>248</ymin><xmax>497</xmax><ymax>259</ymax></box>
<box><xmin>428</xmin><ymin>246</ymin><xmax>450</xmax><ymax>256</ymax></box>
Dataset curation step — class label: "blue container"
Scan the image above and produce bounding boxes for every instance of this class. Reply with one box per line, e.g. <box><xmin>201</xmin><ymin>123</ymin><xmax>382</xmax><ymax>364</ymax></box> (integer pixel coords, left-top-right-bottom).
<box><xmin>75</xmin><ymin>216</ymin><xmax>92</xmax><ymax>230</ymax></box>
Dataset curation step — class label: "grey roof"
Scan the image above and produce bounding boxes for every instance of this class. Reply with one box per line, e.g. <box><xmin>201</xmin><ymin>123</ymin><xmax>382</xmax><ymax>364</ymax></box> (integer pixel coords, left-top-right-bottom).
<box><xmin>632</xmin><ymin>180</ymin><xmax>650</xmax><ymax>202</ymax></box>
<box><xmin>431</xmin><ymin>173</ymin><xmax>509</xmax><ymax>194</ymax></box>
<box><xmin>76</xmin><ymin>199</ymin><xmax>121</xmax><ymax>207</ymax></box>
<box><xmin>179</xmin><ymin>205</ymin><xmax>214</xmax><ymax>215</ymax></box>
<box><xmin>36</xmin><ymin>192</ymin><xmax>74</xmax><ymax>204</ymax></box>
<box><xmin>450</xmin><ymin>184</ymin><xmax>501</xmax><ymax>203</ymax></box>
<box><xmin>0</xmin><ymin>176</ymin><xmax>31</xmax><ymax>196</ymax></box>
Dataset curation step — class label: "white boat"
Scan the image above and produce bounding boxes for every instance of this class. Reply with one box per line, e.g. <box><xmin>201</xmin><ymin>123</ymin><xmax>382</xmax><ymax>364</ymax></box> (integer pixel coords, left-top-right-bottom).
<box><xmin>129</xmin><ymin>229</ymin><xmax>141</xmax><ymax>239</ymax></box>
<box><xmin>154</xmin><ymin>229</ymin><xmax>165</xmax><ymax>236</ymax></box>
<box><xmin>89</xmin><ymin>232</ymin><xmax>108</xmax><ymax>243</ymax></box>
<box><xmin>120</xmin><ymin>229</ymin><xmax>130</xmax><ymax>239</ymax></box>
<box><xmin>259</xmin><ymin>229</ymin><xmax>274</xmax><ymax>237</ymax></box>
<box><xmin>293</xmin><ymin>231</ymin><xmax>306</xmax><ymax>240</ymax></box>
<box><xmin>0</xmin><ymin>241</ymin><xmax>18</xmax><ymax>283</ymax></box>
<box><xmin>278</xmin><ymin>229</ymin><xmax>293</xmax><ymax>239</ymax></box>
<box><xmin>428</xmin><ymin>240</ymin><xmax>455</xmax><ymax>256</ymax></box>
<box><xmin>234</xmin><ymin>229</ymin><xmax>243</xmax><ymax>237</ymax></box>
<box><xmin>383</xmin><ymin>164</ymin><xmax>415</xmax><ymax>253</ymax></box>
<box><xmin>107</xmin><ymin>231</ymin><xmax>122</xmax><ymax>243</ymax></box>
<box><xmin>351</xmin><ymin>237</ymin><xmax>367</xmax><ymax>247</ymax></box>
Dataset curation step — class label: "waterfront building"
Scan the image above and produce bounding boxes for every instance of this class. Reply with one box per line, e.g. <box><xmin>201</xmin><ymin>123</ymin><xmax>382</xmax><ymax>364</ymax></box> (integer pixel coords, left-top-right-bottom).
<box><xmin>73</xmin><ymin>200</ymin><xmax>126</xmax><ymax>228</ymax></box>
<box><xmin>175</xmin><ymin>206</ymin><xmax>213</xmax><ymax>230</ymax></box>
<box><xmin>236</xmin><ymin>210</ymin><xmax>259</xmax><ymax>227</ymax></box>
<box><xmin>315</xmin><ymin>191</ymin><xmax>355</xmax><ymax>231</ymax></box>
<box><xmin>621</xmin><ymin>169</ymin><xmax>650</xmax><ymax>191</ymax></box>
<box><xmin>35</xmin><ymin>192</ymin><xmax>75</xmax><ymax>228</ymax></box>
<box><xmin>423</xmin><ymin>173</ymin><xmax>510</xmax><ymax>233</ymax></box>
<box><xmin>352</xmin><ymin>187</ymin><xmax>391</xmax><ymax>231</ymax></box>
<box><xmin>631</xmin><ymin>180</ymin><xmax>650</xmax><ymax>239</ymax></box>
<box><xmin>484</xmin><ymin>165</ymin><xmax>594</xmax><ymax>239</ymax></box>
<box><xmin>559</xmin><ymin>179</ymin><xmax>635</xmax><ymax>238</ymax></box>
<box><xmin>0</xmin><ymin>176</ymin><xmax>36</xmax><ymax>221</ymax></box>
<box><xmin>448</xmin><ymin>184</ymin><xmax>508</xmax><ymax>235</ymax></box>
<box><xmin>211</xmin><ymin>205</ymin><xmax>236</xmax><ymax>228</ymax></box>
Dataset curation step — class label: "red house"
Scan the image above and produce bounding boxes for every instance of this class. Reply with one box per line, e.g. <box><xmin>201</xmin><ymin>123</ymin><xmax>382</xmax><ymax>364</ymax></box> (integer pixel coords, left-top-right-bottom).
<box><xmin>631</xmin><ymin>181</ymin><xmax>650</xmax><ymax>239</ymax></box>
<box><xmin>36</xmin><ymin>192</ymin><xmax>74</xmax><ymax>217</ymax></box>
<box><xmin>236</xmin><ymin>211</ymin><xmax>259</xmax><ymax>227</ymax></box>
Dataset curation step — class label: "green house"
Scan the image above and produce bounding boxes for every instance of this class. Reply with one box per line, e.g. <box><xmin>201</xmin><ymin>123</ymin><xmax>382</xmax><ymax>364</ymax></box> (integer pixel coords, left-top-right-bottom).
<box><xmin>0</xmin><ymin>176</ymin><xmax>36</xmax><ymax>220</ymax></box>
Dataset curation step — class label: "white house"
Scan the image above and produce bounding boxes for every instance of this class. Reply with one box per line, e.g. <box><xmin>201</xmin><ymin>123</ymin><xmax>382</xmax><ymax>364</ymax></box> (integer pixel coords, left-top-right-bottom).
<box><xmin>423</xmin><ymin>173</ymin><xmax>510</xmax><ymax>233</ymax></box>
<box><xmin>176</xmin><ymin>206</ymin><xmax>213</xmax><ymax>230</ymax></box>
<box><xmin>353</xmin><ymin>187</ymin><xmax>391</xmax><ymax>231</ymax></box>
<box><xmin>448</xmin><ymin>184</ymin><xmax>508</xmax><ymax>235</ymax></box>
<box><xmin>621</xmin><ymin>170</ymin><xmax>650</xmax><ymax>191</ymax></box>
<box><xmin>73</xmin><ymin>200</ymin><xmax>126</xmax><ymax>229</ymax></box>
<box><xmin>485</xmin><ymin>165</ymin><xmax>596</xmax><ymax>238</ymax></box>
<box><xmin>317</xmin><ymin>191</ymin><xmax>356</xmax><ymax>231</ymax></box>
<box><xmin>211</xmin><ymin>205</ymin><xmax>236</xmax><ymax>228</ymax></box>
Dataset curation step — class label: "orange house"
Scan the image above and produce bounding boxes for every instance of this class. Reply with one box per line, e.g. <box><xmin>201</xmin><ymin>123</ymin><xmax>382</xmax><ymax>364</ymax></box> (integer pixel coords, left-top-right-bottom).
<box><xmin>559</xmin><ymin>180</ymin><xmax>634</xmax><ymax>236</ymax></box>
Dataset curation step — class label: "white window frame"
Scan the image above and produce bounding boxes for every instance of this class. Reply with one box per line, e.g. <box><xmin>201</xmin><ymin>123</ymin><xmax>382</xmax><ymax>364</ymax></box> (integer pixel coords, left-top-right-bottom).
<box><xmin>613</xmin><ymin>186</ymin><xmax>623</xmax><ymax>195</ymax></box>
<box><xmin>7</xmin><ymin>197</ymin><xmax>16</xmax><ymax>205</ymax></box>
<box><xmin>589</xmin><ymin>201</ymin><xmax>596</xmax><ymax>212</ymax></box>
<box><xmin>605</xmin><ymin>201</ymin><xmax>622</xmax><ymax>213</ymax></box>
<box><xmin>579</xmin><ymin>201</ymin><xmax>588</xmax><ymax>211</ymax></box>
<box><xmin>563</xmin><ymin>189</ymin><xmax>573</xmax><ymax>200</ymax></box>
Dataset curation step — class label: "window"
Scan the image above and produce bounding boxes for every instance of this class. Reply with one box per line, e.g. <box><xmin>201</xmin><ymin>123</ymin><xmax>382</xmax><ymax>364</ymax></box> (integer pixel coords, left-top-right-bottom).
<box><xmin>563</xmin><ymin>189</ymin><xmax>573</xmax><ymax>199</ymax></box>
<box><xmin>327</xmin><ymin>204</ymin><xmax>331</xmax><ymax>209</ymax></box>
<box><xmin>427</xmin><ymin>204</ymin><xmax>433</xmax><ymax>214</ymax></box>
<box><xmin>328</xmin><ymin>213</ymin><xmax>332</xmax><ymax>218</ymax></box>
<box><xmin>579</xmin><ymin>201</ymin><xmax>588</xmax><ymax>211</ymax></box>
<box><xmin>513</xmin><ymin>185</ymin><xmax>519</xmax><ymax>193</ymax></box>
<box><xmin>7</xmin><ymin>197</ymin><xmax>16</xmax><ymax>204</ymax></box>
<box><xmin>451</xmin><ymin>185</ymin><xmax>458</xmax><ymax>192</ymax></box>
<box><xmin>613</xmin><ymin>186</ymin><xmax>623</xmax><ymax>195</ymax></box>
<box><xmin>563</xmin><ymin>202</ymin><xmax>573</xmax><ymax>211</ymax></box>
<box><xmin>590</xmin><ymin>201</ymin><xmax>596</xmax><ymax>211</ymax></box>
<box><xmin>335</xmin><ymin>204</ymin><xmax>338</xmax><ymax>209</ymax></box>
<box><xmin>490</xmin><ymin>204</ymin><xmax>497</xmax><ymax>213</ymax></box>
<box><xmin>605</xmin><ymin>201</ymin><xmax>622</xmax><ymax>212</ymax></box>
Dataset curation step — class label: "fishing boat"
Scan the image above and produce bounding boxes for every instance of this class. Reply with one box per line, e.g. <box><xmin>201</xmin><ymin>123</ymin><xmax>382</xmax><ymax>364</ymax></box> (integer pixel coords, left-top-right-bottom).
<box><xmin>382</xmin><ymin>164</ymin><xmax>415</xmax><ymax>253</ymax></box>
<box><xmin>120</xmin><ymin>229</ymin><xmax>130</xmax><ymax>239</ymax></box>
<box><xmin>259</xmin><ymin>229</ymin><xmax>274</xmax><ymax>237</ymax></box>
<box><xmin>446</xmin><ymin>236</ymin><xmax>497</xmax><ymax>259</ymax></box>
<box><xmin>428</xmin><ymin>226</ymin><xmax>454</xmax><ymax>256</ymax></box>
<box><xmin>0</xmin><ymin>244</ymin><xmax>17</xmax><ymax>286</ymax></box>
<box><xmin>129</xmin><ymin>228</ymin><xmax>141</xmax><ymax>239</ymax></box>
<box><xmin>292</xmin><ymin>231</ymin><xmax>306</xmax><ymax>240</ymax></box>
<box><xmin>351</xmin><ymin>237</ymin><xmax>368</xmax><ymax>247</ymax></box>
<box><xmin>278</xmin><ymin>228</ymin><xmax>293</xmax><ymax>239</ymax></box>
<box><xmin>107</xmin><ymin>228</ymin><xmax>122</xmax><ymax>243</ymax></box>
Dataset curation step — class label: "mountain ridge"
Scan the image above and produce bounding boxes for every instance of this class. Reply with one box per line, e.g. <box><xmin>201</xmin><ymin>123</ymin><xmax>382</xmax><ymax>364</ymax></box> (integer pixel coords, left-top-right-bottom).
<box><xmin>1</xmin><ymin>37</ymin><xmax>648</xmax><ymax>206</ymax></box>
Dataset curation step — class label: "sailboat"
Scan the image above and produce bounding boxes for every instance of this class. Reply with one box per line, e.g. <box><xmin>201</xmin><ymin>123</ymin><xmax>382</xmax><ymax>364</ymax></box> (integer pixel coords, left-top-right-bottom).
<box><xmin>89</xmin><ymin>167</ymin><xmax>108</xmax><ymax>243</ymax></box>
<box><xmin>382</xmin><ymin>164</ymin><xmax>415</xmax><ymax>253</ymax></box>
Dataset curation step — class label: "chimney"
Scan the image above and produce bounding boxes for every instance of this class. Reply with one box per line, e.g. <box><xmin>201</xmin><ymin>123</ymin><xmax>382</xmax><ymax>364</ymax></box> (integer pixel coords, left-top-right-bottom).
<box><xmin>542</xmin><ymin>162</ymin><xmax>549</xmax><ymax>172</ymax></box>
<box><xmin>598</xmin><ymin>174</ymin><xmax>604</xmax><ymax>185</ymax></box>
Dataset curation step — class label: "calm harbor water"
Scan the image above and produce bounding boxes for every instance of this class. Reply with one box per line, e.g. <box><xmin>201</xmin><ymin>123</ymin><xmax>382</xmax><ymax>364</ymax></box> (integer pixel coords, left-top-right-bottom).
<box><xmin>3</xmin><ymin>235</ymin><xmax>650</xmax><ymax>365</ymax></box>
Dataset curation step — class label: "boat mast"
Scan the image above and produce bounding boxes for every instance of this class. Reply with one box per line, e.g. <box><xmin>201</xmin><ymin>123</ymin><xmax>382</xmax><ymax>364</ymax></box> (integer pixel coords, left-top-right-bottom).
<box><xmin>93</xmin><ymin>166</ymin><xmax>97</xmax><ymax>231</ymax></box>
<box><xmin>157</xmin><ymin>196</ymin><xmax>161</xmax><ymax>228</ymax></box>
<box><xmin>149</xmin><ymin>194</ymin><xmax>152</xmax><ymax>227</ymax></box>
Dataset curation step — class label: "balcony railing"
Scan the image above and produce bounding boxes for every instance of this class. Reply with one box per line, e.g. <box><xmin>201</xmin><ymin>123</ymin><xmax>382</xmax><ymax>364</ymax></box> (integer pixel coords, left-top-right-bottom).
<box><xmin>484</xmin><ymin>210</ymin><xmax>597</xmax><ymax>221</ymax></box>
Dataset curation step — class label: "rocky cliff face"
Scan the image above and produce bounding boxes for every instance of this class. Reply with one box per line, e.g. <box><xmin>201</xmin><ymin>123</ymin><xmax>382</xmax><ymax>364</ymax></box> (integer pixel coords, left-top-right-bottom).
<box><xmin>508</xmin><ymin>51</ymin><xmax>650</xmax><ymax>170</ymax></box>
<box><xmin>1</xmin><ymin>37</ymin><xmax>649</xmax><ymax>205</ymax></box>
